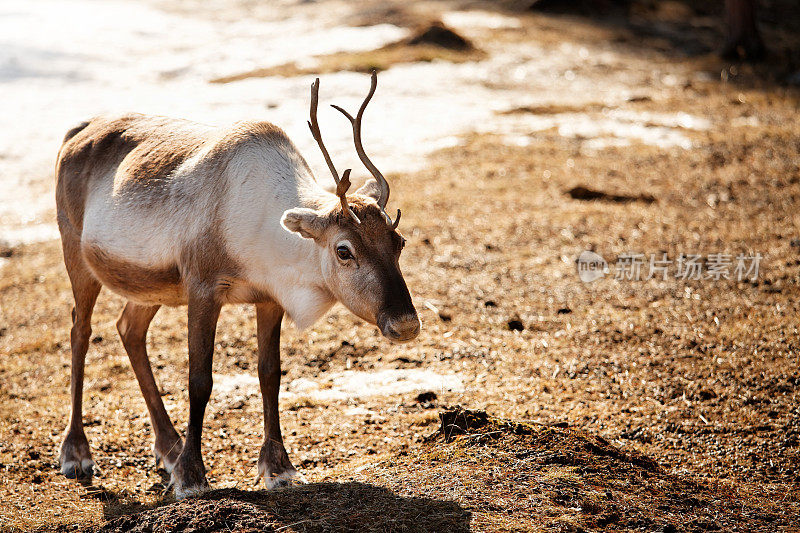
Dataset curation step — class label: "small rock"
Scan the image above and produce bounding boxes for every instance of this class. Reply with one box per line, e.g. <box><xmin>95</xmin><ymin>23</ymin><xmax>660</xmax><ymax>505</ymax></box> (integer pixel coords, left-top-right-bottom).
<box><xmin>567</xmin><ymin>185</ymin><xmax>655</xmax><ymax>204</ymax></box>
<box><xmin>406</xmin><ymin>21</ymin><xmax>474</xmax><ymax>51</ymax></box>
<box><xmin>507</xmin><ymin>319</ymin><xmax>524</xmax><ymax>332</ymax></box>
<box><xmin>416</xmin><ymin>391</ymin><xmax>437</xmax><ymax>404</ymax></box>
<box><xmin>697</xmin><ymin>388</ymin><xmax>717</xmax><ymax>401</ymax></box>
<box><xmin>597</xmin><ymin>511</ymin><xmax>619</xmax><ymax>525</ymax></box>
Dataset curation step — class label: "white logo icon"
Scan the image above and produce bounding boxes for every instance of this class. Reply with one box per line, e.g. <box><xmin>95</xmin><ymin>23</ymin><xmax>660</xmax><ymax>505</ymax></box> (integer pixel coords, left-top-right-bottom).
<box><xmin>576</xmin><ymin>250</ymin><xmax>609</xmax><ymax>283</ymax></box>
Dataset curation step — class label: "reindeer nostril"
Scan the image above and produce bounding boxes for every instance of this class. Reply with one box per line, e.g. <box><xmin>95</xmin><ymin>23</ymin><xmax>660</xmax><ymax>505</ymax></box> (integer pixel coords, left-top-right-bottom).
<box><xmin>404</xmin><ymin>317</ymin><xmax>420</xmax><ymax>335</ymax></box>
<box><xmin>381</xmin><ymin>314</ymin><xmax>420</xmax><ymax>342</ymax></box>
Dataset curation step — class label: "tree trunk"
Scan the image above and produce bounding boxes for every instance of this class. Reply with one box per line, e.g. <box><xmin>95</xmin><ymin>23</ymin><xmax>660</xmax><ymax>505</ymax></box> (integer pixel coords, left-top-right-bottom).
<box><xmin>722</xmin><ymin>0</ymin><xmax>765</xmax><ymax>61</ymax></box>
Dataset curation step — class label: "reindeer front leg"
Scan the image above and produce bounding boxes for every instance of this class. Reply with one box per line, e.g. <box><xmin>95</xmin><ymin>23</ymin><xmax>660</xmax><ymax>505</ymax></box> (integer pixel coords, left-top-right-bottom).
<box><xmin>255</xmin><ymin>302</ymin><xmax>301</xmax><ymax>488</ymax></box>
<box><xmin>171</xmin><ymin>291</ymin><xmax>220</xmax><ymax>499</ymax></box>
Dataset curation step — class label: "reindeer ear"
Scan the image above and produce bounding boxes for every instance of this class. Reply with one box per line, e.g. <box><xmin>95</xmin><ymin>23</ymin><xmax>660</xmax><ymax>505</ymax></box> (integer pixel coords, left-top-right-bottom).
<box><xmin>281</xmin><ymin>208</ymin><xmax>325</xmax><ymax>240</ymax></box>
<box><xmin>355</xmin><ymin>178</ymin><xmax>381</xmax><ymax>202</ymax></box>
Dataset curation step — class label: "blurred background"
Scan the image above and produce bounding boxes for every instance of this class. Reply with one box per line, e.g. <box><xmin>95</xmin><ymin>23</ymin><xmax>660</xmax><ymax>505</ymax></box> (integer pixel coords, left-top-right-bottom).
<box><xmin>1</xmin><ymin>0</ymin><xmax>797</xmax><ymax>249</ymax></box>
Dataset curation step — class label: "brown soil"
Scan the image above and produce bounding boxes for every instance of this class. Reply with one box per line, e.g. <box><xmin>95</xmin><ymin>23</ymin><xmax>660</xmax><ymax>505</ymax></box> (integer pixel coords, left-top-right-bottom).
<box><xmin>3</xmin><ymin>1</ymin><xmax>800</xmax><ymax>532</ymax></box>
<box><xmin>47</xmin><ymin>408</ymin><xmax>795</xmax><ymax>531</ymax></box>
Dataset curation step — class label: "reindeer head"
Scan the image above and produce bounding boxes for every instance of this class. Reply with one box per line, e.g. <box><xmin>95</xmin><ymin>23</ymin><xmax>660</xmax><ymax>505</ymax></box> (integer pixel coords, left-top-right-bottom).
<box><xmin>282</xmin><ymin>73</ymin><xmax>420</xmax><ymax>342</ymax></box>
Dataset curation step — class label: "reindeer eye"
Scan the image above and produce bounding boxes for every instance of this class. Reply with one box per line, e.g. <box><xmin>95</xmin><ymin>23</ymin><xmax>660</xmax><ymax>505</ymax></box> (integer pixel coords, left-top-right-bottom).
<box><xmin>336</xmin><ymin>245</ymin><xmax>353</xmax><ymax>261</ymax></box>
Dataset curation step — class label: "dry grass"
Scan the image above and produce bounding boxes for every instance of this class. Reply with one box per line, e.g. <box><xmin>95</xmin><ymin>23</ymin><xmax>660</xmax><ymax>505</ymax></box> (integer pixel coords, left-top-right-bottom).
<box><xmin>500</xmin><ymin>102</ymin><xmax>612</xmax><ymax>115</ymax></box>
<box><xmin>336</xmin><ymin>408</ymin><xmax>790</xmax><ymax>532</ymax></box>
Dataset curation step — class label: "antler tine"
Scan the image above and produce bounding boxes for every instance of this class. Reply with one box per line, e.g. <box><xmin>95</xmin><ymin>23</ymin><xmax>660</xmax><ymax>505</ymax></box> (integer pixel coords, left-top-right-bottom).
<box><xmin>308</xmin><ymin>78</ymin><xmax>359</xmax><ymax>223</ymax></box>
<box><xmin>338</xmin><ymin>169</ymin><xmax>361</xmax><ymax>224</ymax></box>
<box><xmin>331</xmin><ymin>71</ymin><xmax>394</xmax><ymax>225</ymax></box>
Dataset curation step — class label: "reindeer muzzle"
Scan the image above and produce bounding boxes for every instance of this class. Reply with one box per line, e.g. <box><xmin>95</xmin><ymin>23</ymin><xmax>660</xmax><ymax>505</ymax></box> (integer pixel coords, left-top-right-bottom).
<box><xmin>378</xmin><ymin>312</ymin><xmax>420</xmax><ymax>342</ymax></box>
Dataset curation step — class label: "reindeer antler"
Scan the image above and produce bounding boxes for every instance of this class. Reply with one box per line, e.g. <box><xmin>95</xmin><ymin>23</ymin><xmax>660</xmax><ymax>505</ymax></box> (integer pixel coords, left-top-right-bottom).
<box><xmin>308</xmin><ymin>78</ymin><xmax>360</xmax><ymax>224</ymax></box>
<box><xmin>331</xmin><ymin>71</ymin><xmax>399</xmax><ymax>228</ymax></box>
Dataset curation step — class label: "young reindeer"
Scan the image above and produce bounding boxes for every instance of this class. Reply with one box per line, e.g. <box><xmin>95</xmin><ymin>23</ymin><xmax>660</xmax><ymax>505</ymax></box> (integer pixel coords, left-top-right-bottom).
<box><xmin>55</xmin><ymin>72</ymin><xmax>419</xmax><ymax>498</ymax></box>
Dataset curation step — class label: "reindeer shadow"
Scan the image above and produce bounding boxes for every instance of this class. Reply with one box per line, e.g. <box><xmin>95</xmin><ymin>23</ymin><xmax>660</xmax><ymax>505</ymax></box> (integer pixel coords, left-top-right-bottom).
<box><xmin>84</xmin><ymin>482</ymin><xmax>470</xmax><ymax>532</ymax></box>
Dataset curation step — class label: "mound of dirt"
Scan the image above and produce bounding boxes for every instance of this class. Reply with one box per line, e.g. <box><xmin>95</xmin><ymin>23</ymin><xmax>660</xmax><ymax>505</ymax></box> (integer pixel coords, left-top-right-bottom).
<box><xmin>404</xmin><ymin>22</ymin><xmax>475</xmax><ymax>51</ymax></box>
<box><xmin>348</xmin><ymin>408</ymin><xmax>787</xmax><ymax>531</ymax></box>
<box><xmin>431</xmin><ymin>406</ymin><xmax>662</xmax><ymax>474</ymax></box>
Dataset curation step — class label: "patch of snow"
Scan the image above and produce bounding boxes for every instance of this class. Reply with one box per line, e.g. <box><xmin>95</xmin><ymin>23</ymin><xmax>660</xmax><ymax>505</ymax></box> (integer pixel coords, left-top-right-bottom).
<box><xmin>213</xmin><ymin>373</ymin><xmax>260</xmax><ymax>394</ymax></box>
<box><xmin>1</xmin><ymin>223</ymin><xmax>61</xmax><ymax>247</ymax></box>
<box><xmin>481</xmin><ymin>109</ymin><xmax>708</xmax><ymax>150</ymax></box>
<box><xmin>442</xmin><ymin>11</ymin><xmax>522</xmax><ymax>30</ymax></box>
<box><xmin>731</xmin><ymin>116</ymin><xmax>760</xmax><ymax>128</ymax></box>
<box><xmin>213</xmin><ymin>369</ymin><xmax>464</xmax><ymax>403</ymax></box>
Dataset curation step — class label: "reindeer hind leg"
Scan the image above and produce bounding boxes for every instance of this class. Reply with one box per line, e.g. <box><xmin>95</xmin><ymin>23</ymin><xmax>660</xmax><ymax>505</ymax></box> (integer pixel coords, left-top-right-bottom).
<box><xmin>116</xmin><ymin>301</ymin><xmax>183</xmax><ymax>472</ymax></box>
<box><xmin>59</xmin><ymin>229</ymin><xmax>101</xmax><ymax>480</ymax></box>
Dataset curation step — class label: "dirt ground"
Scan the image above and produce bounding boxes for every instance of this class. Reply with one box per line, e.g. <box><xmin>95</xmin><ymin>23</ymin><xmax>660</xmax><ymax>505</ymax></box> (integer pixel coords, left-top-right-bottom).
<box><xmin>1</xmin><ymin>1</ymin><xmax>799</xmax><ymax>532</ymax></box>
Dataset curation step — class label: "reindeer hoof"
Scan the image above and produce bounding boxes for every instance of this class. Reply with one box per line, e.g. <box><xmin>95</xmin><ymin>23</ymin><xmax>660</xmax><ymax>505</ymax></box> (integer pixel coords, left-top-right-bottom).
<box><xmin>60</xmin><ymin>431</ymin><xmax>95</xmax><ymax>480</ymax></box>
<box><xmin>257</xmin><ymin>440</ymin><xmax>303</xmax><ymax>489</ymax></box>
<box><xmin>173</xmin><ymin>481</ymin><xmax>208</xmax><ymax>500</ymax></box>
<box><xmin>61</xmin><ymin>458</ymin><xmax>96</xmax><ymax>479</ymax></box>
<box><xmin>263</xmin><ymin>469</ymin><xmax>306</xmax><ymax>490</ymax></box>
<box><xmin>170</xmin><ymin>453</ymin><xmax>208</xmax><ymax>499</ymax></box>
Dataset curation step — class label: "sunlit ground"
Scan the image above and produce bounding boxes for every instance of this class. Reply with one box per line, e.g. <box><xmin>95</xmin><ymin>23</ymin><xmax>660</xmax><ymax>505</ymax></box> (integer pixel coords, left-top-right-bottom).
<box><xmin>1</xmin><ymin>0</ymin><xmax>799</xmax><ymax>531</ymax></box>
